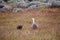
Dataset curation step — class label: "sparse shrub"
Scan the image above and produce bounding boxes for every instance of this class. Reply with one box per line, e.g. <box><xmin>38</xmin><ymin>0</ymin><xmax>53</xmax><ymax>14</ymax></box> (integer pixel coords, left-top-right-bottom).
<box><xmin>3</xmin><ymin>0</ymin><xmax>9</xmax><ymax>2</ymax></box>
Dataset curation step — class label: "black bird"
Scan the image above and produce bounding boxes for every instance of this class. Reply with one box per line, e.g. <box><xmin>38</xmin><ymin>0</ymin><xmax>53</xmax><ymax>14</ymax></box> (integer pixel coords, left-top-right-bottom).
<box><xmin>17</xmin><ymin>25</ymin><xmax>23</xmax><ymax>30</ymax></box>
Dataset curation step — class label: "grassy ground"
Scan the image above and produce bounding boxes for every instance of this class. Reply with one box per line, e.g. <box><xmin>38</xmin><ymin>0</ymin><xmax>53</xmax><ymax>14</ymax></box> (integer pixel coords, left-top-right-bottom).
<box><xmin>0</xmin><ymin>8</ymin><xmax>60</xmax><ymax>40</ymax></box>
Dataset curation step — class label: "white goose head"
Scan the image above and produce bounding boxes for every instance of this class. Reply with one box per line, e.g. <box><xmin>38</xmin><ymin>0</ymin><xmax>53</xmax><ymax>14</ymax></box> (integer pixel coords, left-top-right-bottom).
<box><xmin>32</xmin><ymin>18</ymin><xmax>35</xmax><ymax>23</ymax></box>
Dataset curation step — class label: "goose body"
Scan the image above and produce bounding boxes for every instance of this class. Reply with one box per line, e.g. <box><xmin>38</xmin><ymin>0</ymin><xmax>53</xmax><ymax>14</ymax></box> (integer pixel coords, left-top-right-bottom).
<box><xmin>32</xmin><ymin>18</ymin><xmax>38</xmax><ymax>29</ymax></box>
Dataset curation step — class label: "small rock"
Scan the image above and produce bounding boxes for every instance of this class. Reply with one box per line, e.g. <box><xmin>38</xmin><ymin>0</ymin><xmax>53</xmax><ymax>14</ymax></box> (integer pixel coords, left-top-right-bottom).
<box><xmin>27</xmin><ymin>4</ymin><xmax>38</xmax><ymax>10</ymax></box>
<box><xmin>13</xmin><ymin>8</ymin><xmax>22</xmax><ymax>13</ymax></box>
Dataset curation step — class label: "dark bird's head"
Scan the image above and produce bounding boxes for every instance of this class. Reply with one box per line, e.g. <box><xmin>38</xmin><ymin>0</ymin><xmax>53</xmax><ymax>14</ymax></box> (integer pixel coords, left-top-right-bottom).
<box><xmin>17</xmin><ymin>25</ymin><xmax>23</xmax><ymax>30</ymax></box>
